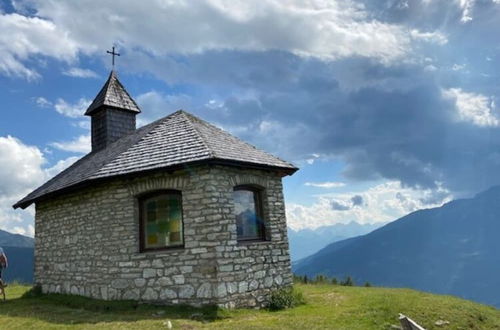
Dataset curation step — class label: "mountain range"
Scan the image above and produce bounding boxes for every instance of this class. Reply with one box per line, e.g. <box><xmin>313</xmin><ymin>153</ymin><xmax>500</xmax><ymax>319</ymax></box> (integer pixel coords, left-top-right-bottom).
<box><xmin>0</xmin><ymin>229</ymin><xmax>34</xmax><ymax>283</ymax></box>
<box><xmin>293</xmin><ymin>186</ymin><xmax>500</xmax><ymax>308</ymax></box>
<box><xmin>288</xmin><ymin>221</ymin><xmax>384</xmax><ymax>261</ymax></box>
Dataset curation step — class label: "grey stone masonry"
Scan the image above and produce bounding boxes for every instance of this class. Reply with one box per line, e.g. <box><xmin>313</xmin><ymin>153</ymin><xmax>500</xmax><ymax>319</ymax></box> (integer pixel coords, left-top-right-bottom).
<box><xmin>34</xmin><ymin>165</ymin><xmax>292</xmax><ymax>308</ymax></box>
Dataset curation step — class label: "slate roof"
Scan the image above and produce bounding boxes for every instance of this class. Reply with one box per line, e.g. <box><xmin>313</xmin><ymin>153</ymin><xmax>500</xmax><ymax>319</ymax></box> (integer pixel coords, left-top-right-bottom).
<box><xmin>14</xmin><ymin>110</ymin><xmax>297</xmax><ymax>209</ymax></box>
<box><xmin>84</xmin><ymin>71</ymin><xmax>141</xmax><ymax>115</ymax></box>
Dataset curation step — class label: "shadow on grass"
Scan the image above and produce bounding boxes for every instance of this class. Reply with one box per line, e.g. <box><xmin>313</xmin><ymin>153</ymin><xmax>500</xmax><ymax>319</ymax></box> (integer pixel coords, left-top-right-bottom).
<box><xmin>0</xmin><ymin>286</ymin><xmax>228</xmax><ymax>326</ymax></box>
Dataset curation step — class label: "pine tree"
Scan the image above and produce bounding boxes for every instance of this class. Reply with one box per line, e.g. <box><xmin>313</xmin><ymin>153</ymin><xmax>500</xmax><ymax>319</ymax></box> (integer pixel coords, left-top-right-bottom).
<box><xmin>315</xmin><ymin>274</ymin><xmax>326</xmax><ymax>283</ymax></box>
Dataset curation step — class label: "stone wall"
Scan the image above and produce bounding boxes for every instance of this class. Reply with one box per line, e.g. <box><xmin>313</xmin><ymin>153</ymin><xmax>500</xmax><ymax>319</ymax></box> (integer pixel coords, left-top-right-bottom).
<box><xmin>34</xmin><ymin>165</ymin><xmax>292</xmax><ymax>307</ymax></box>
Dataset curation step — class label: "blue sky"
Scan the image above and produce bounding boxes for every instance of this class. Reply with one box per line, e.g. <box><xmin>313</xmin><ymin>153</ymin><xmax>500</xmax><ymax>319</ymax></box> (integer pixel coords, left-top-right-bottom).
<box><xmin>1</xmin><ymin>0</ymin><xmax>500</xmax><ymax>236</ymax></box>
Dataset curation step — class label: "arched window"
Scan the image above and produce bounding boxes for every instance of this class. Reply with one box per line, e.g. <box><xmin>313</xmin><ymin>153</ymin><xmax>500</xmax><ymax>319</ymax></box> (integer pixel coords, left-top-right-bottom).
<box><xmin>139</xmin><ymin>190</ymin><xmax>184</xmax><ymax>252</ymax></box>
<box><xmin>233</xmin><ymin>185</ymin><xmax>266</xmax><ymax>241</ymax></box>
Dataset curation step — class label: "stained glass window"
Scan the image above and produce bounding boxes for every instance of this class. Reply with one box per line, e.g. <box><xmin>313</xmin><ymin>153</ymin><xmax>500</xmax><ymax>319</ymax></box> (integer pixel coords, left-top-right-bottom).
<box><xmin>140</xmin><ymin>191</ymin><xmax>183</xmax><ymax>251</ymax></box>
<box><xmin>233</xmin><ymin>186</ymin><xmax>266</xmax><ymax>241</ymax></box>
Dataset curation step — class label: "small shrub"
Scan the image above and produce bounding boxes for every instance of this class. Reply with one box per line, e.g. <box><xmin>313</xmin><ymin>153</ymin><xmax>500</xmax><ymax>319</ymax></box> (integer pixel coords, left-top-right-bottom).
<box><xmin>364</xmin><ymin>282</ymin><xmax>372</xmax><ymax>287</ymax></box>
<box><xmin>21</xmin><ymin>284</ymin><xmax>43</xmax><ymax>298</ymax></box>
<box><xmin>341</xmin><ymin>276</ymin><xmax>354</xmax><ymax>286</ymax></box>
<box><xmin>331</xmin><ymin>278</ymin><xmax>338</xmax><ymax>285</ymax></box>
<box><xmin>268</xmin><ymin>287</ymin><xmax>306</xmax><ymax>311</ymax></box>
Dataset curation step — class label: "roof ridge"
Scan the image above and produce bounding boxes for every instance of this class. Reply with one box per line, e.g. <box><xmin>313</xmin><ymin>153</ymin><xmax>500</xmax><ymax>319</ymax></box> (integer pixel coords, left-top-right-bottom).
<box><xmin>178</xmin><ymin>110</ymin><xmax>216</xmax><ymax>159</ymax></box>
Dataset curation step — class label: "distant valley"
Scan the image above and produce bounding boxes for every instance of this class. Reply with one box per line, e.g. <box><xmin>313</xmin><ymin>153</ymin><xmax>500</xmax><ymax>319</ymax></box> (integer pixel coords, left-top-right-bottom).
<box><xmin>294</xmin><ymin>186</ymin><xmax>500</xmax><ymax>308</ymax></box>
<box><xmin>288</xmin><ymin>221</ymin><xmax>384</xmax><ymax>261</ymax></box>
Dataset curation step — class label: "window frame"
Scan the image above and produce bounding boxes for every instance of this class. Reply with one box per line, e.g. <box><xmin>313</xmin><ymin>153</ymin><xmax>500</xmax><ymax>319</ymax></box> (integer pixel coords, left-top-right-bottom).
<box><xmin>233</xmin><ymin>185</ymin><xmax>267</xmax><ymax>242</ymax></box>
<box><xmin>138</xmin><ymin>189</ymin><xmax>185</xmax><ymax>253</ymax></box>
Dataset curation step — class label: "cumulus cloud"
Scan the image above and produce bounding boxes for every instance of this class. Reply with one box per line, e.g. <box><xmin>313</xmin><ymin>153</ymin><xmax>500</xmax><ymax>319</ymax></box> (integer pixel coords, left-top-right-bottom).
<box><xmin>50</xmin><ymin>134</ymin><xmax>91</xmax><ymax>153</ymax></box>
<box><xmin>457</xmin><ymin>0</ymin><xmax>475</xmax><ymax>23</ymax></box>
<box><xmin>305</xmin><ymin>182</ymin><xmax>346</xmax><ymax>188</ymax></box>
<box><xmin>62</xmin><ymin>67</ymin><xmax>99</xmax><ymax>78</ymax></box>
<box><xmin>409</xmin><ymin>29</ymin><xmax>447</xmax><ymax>45</ymax></box>
<box><xmin>2</xmin><ymin>0</ymin><xmax>449</xmax><ymax>81</ymax></box>
<box><xmin>72</xmin><ymin>120</ymin><xmax>90</xmax><ymax>130</ymax></box>
<box><xmin>0</xmin><ymin>13</ymin><xmax>79</xmax><ymax>79</ymax></box>
<box><xmin>0</xmin><ymin>136</ymin><xmax>45</xmax><ymax>196</ymax></box>
<box><xmin>54</xmin><ymin>98</ymin><xmax>91</xmax><ymax>118</ymax></box>
<box><xmin>442</xmin><ymin>88</ymin><xmax>499</xmax><ymax>127</ymax></box>
<box><xmin>0</xmin><ymin>136</ymin><xmax>77</xmax><ymax>236</ymax></box>
<box><xmin>286</xmin><ymin>181</ymin><xmax>452</xmax><ymax>230</ymax></box>
<box><xmin>10</xmin><ymin>225</ymin><xmax>34</xmax><ymax>237</ymax></box>
<box><xmin>35</xmin><ymin>96</ymin><xmax>51</xmax><ymax>108</ymax></box>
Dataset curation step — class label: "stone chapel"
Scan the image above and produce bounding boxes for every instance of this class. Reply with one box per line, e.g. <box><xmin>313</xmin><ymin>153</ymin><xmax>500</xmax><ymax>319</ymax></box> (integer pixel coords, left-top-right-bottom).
<box><xmin>14</xmin><ymin>70</ymin><xmax>298</xmax><ymax>308</ymax></box>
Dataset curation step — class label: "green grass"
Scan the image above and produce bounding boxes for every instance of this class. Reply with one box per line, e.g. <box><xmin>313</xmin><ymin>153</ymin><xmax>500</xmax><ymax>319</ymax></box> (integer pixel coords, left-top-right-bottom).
<box><xmin>0</xmin><ymin>284</ymin><xmax>498</xmax><ymax>329</ymax></box>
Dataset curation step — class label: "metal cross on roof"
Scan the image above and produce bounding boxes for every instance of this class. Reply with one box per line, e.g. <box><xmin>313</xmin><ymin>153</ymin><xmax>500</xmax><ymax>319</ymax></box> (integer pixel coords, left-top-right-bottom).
<box><xmin>106</xmin><ymin>46</ymin><xmax>120</xmax><ymax>68</ymax></box>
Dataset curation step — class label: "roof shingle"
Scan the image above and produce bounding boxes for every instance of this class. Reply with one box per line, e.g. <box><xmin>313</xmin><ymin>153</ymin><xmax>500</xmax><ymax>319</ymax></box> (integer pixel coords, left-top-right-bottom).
<box><xmin>13</xmin><ymin>110</ymin><xmax>297</xmax><ymax>209</ymax></box>
<box><xmin>84</xmin><ymin>71</ymin><xmax>140</xmax><ymax>115</ymax></box>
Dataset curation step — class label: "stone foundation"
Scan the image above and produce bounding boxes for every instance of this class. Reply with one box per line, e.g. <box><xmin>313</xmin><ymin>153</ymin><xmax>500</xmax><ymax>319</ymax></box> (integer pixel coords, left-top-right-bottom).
<box><xmin>34</xmin><ymin>165</ymin><xmax>292</xmax><ymax>308</ymax></box>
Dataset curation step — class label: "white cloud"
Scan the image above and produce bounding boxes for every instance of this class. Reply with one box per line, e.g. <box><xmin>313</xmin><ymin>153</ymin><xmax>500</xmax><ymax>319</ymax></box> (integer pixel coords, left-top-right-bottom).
<box><xmin>305</xmin><ymin>154</ymin><xmax>321</xmax><ymax>165</ymax></box>
<box><xmin>35</xmin><ymin>96</ymin><xmax>52</xmax><ymax>108</ymax></box>
<box><xmin>10</xmin><ymin>225</ymin><xmax>34</xmax><ymax>236</ymax></box>
<box><xmin>0</xmin><ymin>13</ymin><xmax>79</xmax><ymax>79</ymax></box>
<box><xmin>452</xmin><ymin>63</ymin><xmax>466</xmax><ymax>71</ymax></box>
<box><xmin>205</xmin><ymin>99</ymin><xmax>225</xmax><ymax>110</ymax></box>
<box><xmin>1</xmin><ymin>0</ymin><xmax>448</xmax><ymax>79</ymax></box>
<box><xmin>0</xmin><ymin>135</ymin><xmax>78</xmax><ymax>237</ymax></box>
<box><xmin>50</xmin><ymin>134</ymin><xmax>91</xmax><ymax>153</ymax></box>
<box><xmin>442</xmin><ymin>88</ymin><xmax>499</xmax><ymax>127</ymax></box>
<box><xmin>410</xmin><ymin>29</ymin><xmax>448</xmax><ymax>45</ymax></box>
<box><xmin>62</xmin><ymin>67</ymin><xmax>99</xmax><ymax>78</ymax></box>
<box><xmin>424</xmin><ymin>64</ymin><xmax>438</xmax><ymax>72</ymax></box>
<box><xmin>286</xmin><ymin>181</ymin><xmax>452</xmax><ymax>230</ymax></box>
<box><xmin>0</xmin><ymin>136</ymin><xmax>45</xmax><ymax>196</ymax></box>
<box><xmin>305</xmin><ymin>181</ymin><xmax>346</xmax><ymax>188</ymax></box>
<box><xmin>72</xmin><ymin>120</ymin><xmax>90</xmax><ymax>130</ymax></box>
<box><xmin>457</xmin><ymin>0</ymin><xmax>475</xmax><ymax>23</ymax></box>
<box><xmin>54</xmin><ymin>98</ymin><xmax>91</xmax><ymax>118</ymax></box>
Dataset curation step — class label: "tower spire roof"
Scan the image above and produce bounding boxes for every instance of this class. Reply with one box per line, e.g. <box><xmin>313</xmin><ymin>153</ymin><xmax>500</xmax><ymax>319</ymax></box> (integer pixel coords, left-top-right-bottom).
<box><xmin>84</xmin><ymin>70</ymin><xmax>141</xmax><ymax>116</ymax></box>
